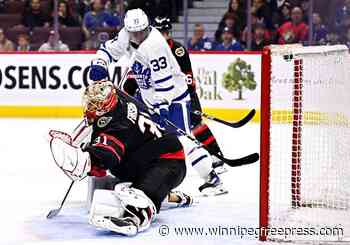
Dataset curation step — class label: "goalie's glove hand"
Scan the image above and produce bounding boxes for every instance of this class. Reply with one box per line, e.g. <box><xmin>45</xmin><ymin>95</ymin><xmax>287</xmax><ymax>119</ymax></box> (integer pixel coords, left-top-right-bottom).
<box><xmin>81</xmin><ymin>143</ymin><xmax>107</xmax><ymax>177</ymax></box>
<box><xmin>88</xmin><ymin>165</ymin><xmax>107</xmax><ymax>177</ymax></box>
<box><xmin>89</xmin><ymin>59</ymin><xmax>108</xmax><ymax>81</ymax></box>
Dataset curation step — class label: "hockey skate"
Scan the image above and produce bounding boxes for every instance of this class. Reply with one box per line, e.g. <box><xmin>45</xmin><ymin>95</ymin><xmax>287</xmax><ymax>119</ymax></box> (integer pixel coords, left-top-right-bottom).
<box><xmin>161</xmin><ymin>191</ymin><xmax>193</xmax><ymax>210</ymax></box>
<box><xmin>198</xmin><ymin>170</ymin><xmax>228</xmax><ymax>196</ymax></box>
<box><xmin>212</xmin><ymin>159</ymin><xmax>228</xmax><ymax>175</ymax></box>
<box><xmin>171</xmin><ymin>191</ymin><xmax>193</xmax><ymax>207</ymax></box>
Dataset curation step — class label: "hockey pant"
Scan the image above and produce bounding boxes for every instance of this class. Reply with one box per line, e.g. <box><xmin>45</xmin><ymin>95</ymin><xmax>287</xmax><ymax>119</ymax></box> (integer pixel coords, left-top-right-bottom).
<box><xmin>163</xmin><ymin>101</ymin><xmax>214</xmax><ymax>180</ymax></box>
<box><xmin>190</xmin><ymin>92</ymin><xmax>223</xmax><ymax>157</ymax></box>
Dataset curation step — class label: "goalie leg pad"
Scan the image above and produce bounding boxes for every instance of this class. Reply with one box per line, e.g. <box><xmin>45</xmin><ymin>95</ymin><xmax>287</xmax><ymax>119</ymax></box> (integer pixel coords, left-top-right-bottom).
<box><xmin>113</xmin><ymin>183</ymin><xmax>157</xmax><ymax>234</ymax></box>
<box><xmin>89</xmin><ymin>189</ymin><xmax>132</xmax><ymax>234</ymax></box>
<box><xmin>90</xmin><ymin>182</ymin><xmax>156</xmax><ymax>236</ymax></box>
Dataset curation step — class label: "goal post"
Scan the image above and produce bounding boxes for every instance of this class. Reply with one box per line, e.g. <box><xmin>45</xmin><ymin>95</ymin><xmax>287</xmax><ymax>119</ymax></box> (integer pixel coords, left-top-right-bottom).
<box><xmin>260</xmin><ymin>45</ymin><xmax>350</xmax><ymax>242</ymax></box>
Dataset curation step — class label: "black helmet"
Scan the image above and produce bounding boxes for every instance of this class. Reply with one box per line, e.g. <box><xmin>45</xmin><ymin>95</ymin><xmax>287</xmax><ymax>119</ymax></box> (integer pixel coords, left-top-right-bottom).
<box><xmin>154</xmin><ymin>16</ymin><xmax>172</xmax><ymax>32</ymax></box>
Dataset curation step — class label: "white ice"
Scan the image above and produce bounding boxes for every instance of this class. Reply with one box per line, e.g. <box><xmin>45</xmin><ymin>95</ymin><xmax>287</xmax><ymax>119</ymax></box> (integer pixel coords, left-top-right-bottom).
<box><xmin>0</xmin><ymin>118</ymin><xmax>274</xmax><ymax>245</ymax></box>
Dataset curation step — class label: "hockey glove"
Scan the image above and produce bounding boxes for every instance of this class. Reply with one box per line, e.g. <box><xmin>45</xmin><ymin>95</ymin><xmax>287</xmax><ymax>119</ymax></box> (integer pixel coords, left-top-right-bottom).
<box><xmin>89</xmin><ymin>59</ymin><xmax>108</xmax><ymax>81</ymax></box>
<box><xmin>158</xmin><ymin>106</ymin><xmax>169</xmax><ymax>129</ymax></box>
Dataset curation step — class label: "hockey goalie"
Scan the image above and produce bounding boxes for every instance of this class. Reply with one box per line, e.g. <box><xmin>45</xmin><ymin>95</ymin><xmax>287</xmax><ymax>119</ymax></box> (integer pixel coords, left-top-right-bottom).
<box><xmin>49</xmin><ymin>81</ymin><xmax>192</xmax><ymax>236</ymax></box>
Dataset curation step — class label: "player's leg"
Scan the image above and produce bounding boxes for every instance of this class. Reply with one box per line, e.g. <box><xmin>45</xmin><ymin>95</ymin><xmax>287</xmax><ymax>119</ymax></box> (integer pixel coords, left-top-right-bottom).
<box><xmin>131</xmin><ymin>158</ymin><xmax>187</xmax><ymax>211</ymax></box>
<box><xmin>89</xmin><ymin>158</ymin><xmax>187</xmax><ymax>236</ymax></box>
<box><xmin>190</xmin><ymin>92</ymin><xmax>227</xmax><ymax>174</ymax></box>
<box><xmin>87</xmin><ymin>175</ymin><xmax>121</xmax><ymax>210</ymax></box>
<box><xmin>168</xmin><ymin>101</ymin><xmax>228</xmax><ymax>196</ymax></box>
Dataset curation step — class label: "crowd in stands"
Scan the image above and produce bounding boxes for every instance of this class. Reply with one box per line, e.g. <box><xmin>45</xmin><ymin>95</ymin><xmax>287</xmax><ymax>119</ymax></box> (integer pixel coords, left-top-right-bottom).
<box><xmin>0</xmin><ymin>0</ymin><xmax>349</xmax><ymax>52</ymax></box>
<box><xmin>0</xmin><ymin>0</ymin><xmax>124</xmax><ymax>51</ymax></box>
<box><xmin>187</xmin><ymin>0</ymin><xmax>350</xmax><ymax>51</ymax></box>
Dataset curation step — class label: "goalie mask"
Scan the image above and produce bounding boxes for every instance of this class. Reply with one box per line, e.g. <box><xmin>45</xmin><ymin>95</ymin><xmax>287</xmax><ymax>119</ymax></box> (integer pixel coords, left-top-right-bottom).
<box><xmin>83</xmin><ymin>81</ymin><xmax>117</xmax><ymax>123</ymax></box>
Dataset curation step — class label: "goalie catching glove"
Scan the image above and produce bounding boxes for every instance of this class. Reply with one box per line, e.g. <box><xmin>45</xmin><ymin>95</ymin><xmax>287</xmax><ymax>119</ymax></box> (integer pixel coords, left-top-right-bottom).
<box><xmin>49</xmin><ymin>132</ymin><xmax>91</xmax><ymax>181</ymax></box>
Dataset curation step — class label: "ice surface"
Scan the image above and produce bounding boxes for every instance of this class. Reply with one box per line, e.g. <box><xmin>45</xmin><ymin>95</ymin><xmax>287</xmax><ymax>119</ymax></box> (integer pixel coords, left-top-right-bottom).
<box><xmin>0</xmin><ymin>118</ymin><xmax>273</xmax><ymax>245</ymax></box>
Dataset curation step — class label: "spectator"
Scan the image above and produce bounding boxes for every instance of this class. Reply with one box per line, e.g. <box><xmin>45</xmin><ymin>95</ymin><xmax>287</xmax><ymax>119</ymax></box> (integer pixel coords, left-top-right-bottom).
<box><xmin>326</xmin><ymin>31</ymin><xmax>341</xmax><ymax>45</ymax></box>
<box><xmin>251</xmin><ymin>0</ymin><xmax>273</xmax><ymax>29</ymax></box>
<box><xmin>273</xmin><ymin>0</ymin><xmax>301</xmax><ymax>8</ymax></box>
<box><xmin>83</xmin><ymin>30</ymin><xmax>109</xmax><ymax>50</ymax></box>
<box><xmin>215</xmin><ymin>12</ymin><xmax>241</xmax><ymax>43</ymax></box>
<box><xmin>55</xmin><ymin>0</ymin><xmax>80</xmax><ymax>27</ymax></box>
<box><xmin>187</xmin><ymin>23</ymin><xmax>213</xmax><ymax>51</ymax></box>
<box><xmin>312</xmin><ymin>13</ymin><xmax>328</xmax><ymax>45</ymax></box>
<box><xmin>105</xmin><ymin>3</ymin><xmax>122</xmax><ymax>29</ymax></box>
<box><xmin>251</xmin><ymin>23</ymin><xmax>270</xmax><ymax>51</ymax></box>
<box><xmin>214</xmin><ymin>26</ymin><xmax>243</xmax><ymax>51</ymax></box>
<box><xmin>336</xmin><ymin>14</ymin><xmax>350</xmax><ymax>37</ymax></box>
<box><xmin>228</xmin><ymin>0</ymin><xmax>246</xmax><ymax>29</ymax></box>
<box><xmin>344</xmin><ymin>27</ymin><xmax>350</xmax><ymax>48</ymax></box>
<box><xmin>335</xmin><ymin>0</ymin><xmax>350</xmax><ymax>28</ymax></box>
<box><xmin>241</xmin><ymin>12</ymin><xmax>271</xmax><ymax>47</ymax></box>
<box><xmin>216</xmin><ymin>0</ymin><xmax>246</xmax><ymax>43</ymax></box>
<box><xmin>127</xmin><ymin>0</ymin><xmax>157</xmax><ymax>20</ymax></box>
<box><xmin>21</xmin><ymin>0</ymin><xmax>50</xmax><ymax>28</ymax></box>
<box><xmin>273</xmin><ymin>1</ymin><xmax>291</xmax><ymax>28</ymax></box>
<box><xmin>277</xmin><ymin>6</ymin><xmax>309</xmax><ymax>44</ymax></box>
<box><xmin>76</xmin><ymin>0</ymin><xmax>91</xmax><ymax>20</ymax></box>
<box><xmin>82</xmin><ymin>0</ymin><xmax>119</xmax><ymax>38</ymax></box>
<box><xmin>0</xmin><ymin>0</ymin><xmax>4</xmax><ymax>13</ymax></box>
<box><xmin>0</xmin><ymin>28</ymin><xmax>15</xmax><ymax>52</ymax></box>
<box><xmin>39</xmin><ymin>30</ymin><xmax>69</xmax><ymax>51</ymax></box>
<box><xmin>300</xmin><ymin>0</ymin><xmax>310</xmax><ymax>23</ymax></box>
<box><xmin>17</xmin><ymin>34</ymin><xmax>32</xmax><ymax>51</ymax></box>
<box><xmin>105</xmin><ymin>0</ymin><xmax>113</xmax><ymax>14</ymax></box>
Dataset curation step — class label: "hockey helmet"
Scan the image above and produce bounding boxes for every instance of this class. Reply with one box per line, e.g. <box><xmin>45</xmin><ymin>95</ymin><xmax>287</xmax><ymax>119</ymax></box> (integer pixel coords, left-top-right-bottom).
<box><xmin>124</xmin><ymin>8</ymin><xmax>150</xmax><ymax>44</ymax></box>
<box><xmin>154</xmin><ymin>16</ymin><xmax>172</xmax><ymax>32</ymax></box>
<box><xmin>82</xmin><ymin>81</ymin><xmax>117</xmax><ymax>122</ymax></box>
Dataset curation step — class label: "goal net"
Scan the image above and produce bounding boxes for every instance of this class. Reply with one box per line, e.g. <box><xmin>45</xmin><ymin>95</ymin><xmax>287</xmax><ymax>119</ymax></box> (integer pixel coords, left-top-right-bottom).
<box><xmin>260</xmin><ymin>45</ymin><xmax>350</xmax><ymax>243</ymax></box>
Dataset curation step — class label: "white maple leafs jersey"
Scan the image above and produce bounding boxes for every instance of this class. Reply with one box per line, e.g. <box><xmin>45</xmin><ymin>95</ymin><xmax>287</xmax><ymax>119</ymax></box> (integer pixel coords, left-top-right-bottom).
<box><xmin>95</xmin><ymin>27</ymin><xmax>190</xmax><ymax>108</ymax></box>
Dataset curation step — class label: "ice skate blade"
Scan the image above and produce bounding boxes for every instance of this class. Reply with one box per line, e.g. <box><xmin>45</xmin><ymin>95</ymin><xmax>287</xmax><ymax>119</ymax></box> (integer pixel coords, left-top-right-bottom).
<box><xmin>214</xmin><ymin>166</ymin><xmax>228</xmax><ymax>175</ymax></box>
<box><xmin>200</xmin><ymin>184</ymin><xmax>229</xmax><ymax>197</ymax></box>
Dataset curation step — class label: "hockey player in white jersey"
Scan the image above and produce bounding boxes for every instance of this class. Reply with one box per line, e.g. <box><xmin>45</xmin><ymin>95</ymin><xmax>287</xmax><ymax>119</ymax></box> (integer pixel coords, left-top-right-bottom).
<box><xmin>89</xmin><ymin>8</ymin><xmax>227</xmax><ymax>196</ymax></box>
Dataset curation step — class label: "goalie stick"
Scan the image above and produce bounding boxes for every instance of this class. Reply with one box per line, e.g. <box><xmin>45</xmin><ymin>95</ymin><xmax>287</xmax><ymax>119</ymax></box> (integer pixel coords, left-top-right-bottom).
<box><xmin>47</xmin><ymin>130</ymin><xmax>76</xmax><ymax>219</ymax></box>
<box><xmin>47</xmin><ymin>180</ymin><xmax>74</xmax><ymax>219</ymax></box>
<box><xmin>114</xmin><ymin>88</ymin><xmax>259</xmax><ymax>168</ymax></box>
<box><xmin>46</xmin><ymin>129</ymin><xmax>87</xmax><ymax>219</ymax></box>
<box><xmin>192</xmin><ymin>109</ymin><xmax>256</xmax><ymax>128</ymax></box>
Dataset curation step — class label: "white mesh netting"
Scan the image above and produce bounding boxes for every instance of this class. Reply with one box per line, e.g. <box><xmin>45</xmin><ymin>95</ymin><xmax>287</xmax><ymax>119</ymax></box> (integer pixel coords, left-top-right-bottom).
<box><xmin>266</xmin><ymin>45</ymin><xmax>350</xmax><ymax>243</ymax></box>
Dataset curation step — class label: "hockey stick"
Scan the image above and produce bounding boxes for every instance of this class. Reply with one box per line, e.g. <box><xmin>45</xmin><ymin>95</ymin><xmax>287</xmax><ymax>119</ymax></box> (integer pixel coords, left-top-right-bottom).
<box><xmin>192</xmin><ymin>109</ymin><xmax>256</xmax><ymax>128</ymax></box>
<box><xmin>114</xmin><ymin>88</ymin><xmax>259</xmax><ymax>167</ymax></box>
<box><xmin>47</xmin><ymin>180</ymin><xmax>74</xmax><ymax>219</ymax></box>
<box><xmin>117</xmin><ymin>51</ymin><xmax>137</xmax><ymax>90</ymax></box>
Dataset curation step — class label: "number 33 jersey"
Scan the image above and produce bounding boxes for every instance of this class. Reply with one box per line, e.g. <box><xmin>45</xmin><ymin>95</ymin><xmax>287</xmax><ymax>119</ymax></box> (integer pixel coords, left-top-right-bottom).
<box><xmin>95</xmin><ymin>27</ymin><xmax>190</xmax><ymax>108</ymax></box>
